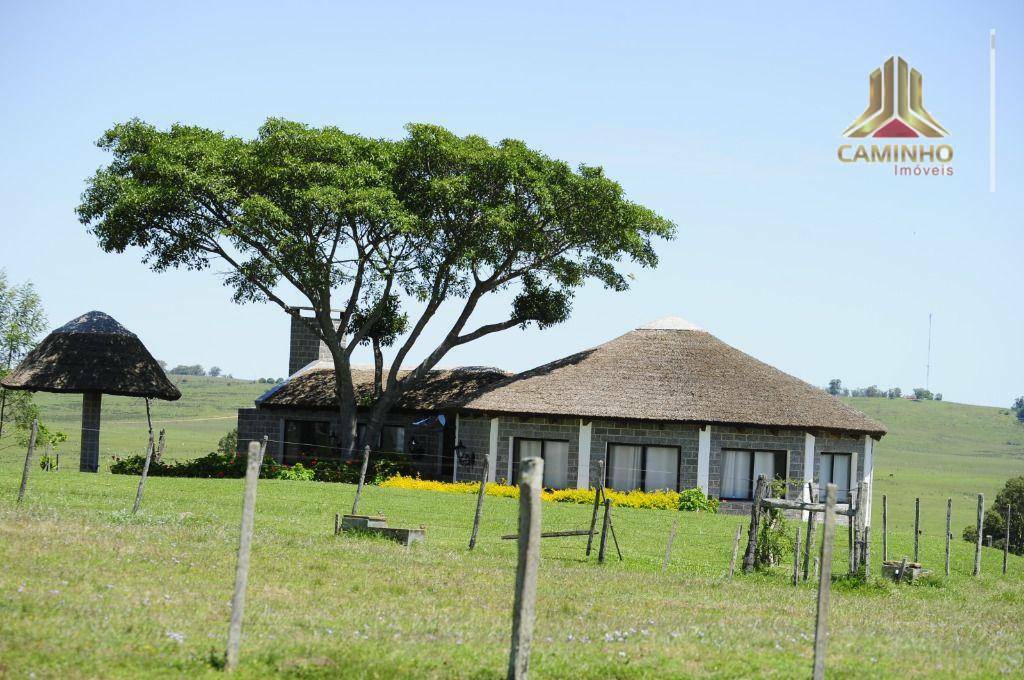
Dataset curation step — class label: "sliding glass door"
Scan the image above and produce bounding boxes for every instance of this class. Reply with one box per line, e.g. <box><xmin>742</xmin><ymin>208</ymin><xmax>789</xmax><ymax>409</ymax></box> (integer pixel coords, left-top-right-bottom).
<box><xmin>819</xmin><ymin>453</ymin><xmax>852</xmax><ymax>502</ymax></box>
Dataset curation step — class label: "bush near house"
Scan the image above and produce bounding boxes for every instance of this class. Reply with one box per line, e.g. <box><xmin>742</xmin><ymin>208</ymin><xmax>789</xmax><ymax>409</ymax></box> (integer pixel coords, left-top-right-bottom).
<box><xmin>379</xmin><ymin>474</ymin><xmax>719</xmax><ymax>512</ymax></box>
<box><xmin>110</xmin><ymin>451</ymin><xmax>403</xmax><ymax>485</ymax></box>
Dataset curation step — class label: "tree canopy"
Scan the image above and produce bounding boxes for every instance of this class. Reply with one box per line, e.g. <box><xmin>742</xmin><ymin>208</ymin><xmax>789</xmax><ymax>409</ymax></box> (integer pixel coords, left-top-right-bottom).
<box><xmin>79</xmin><ymin>119</ymin><xmax>676</xmax><ymax>450</ymax></box>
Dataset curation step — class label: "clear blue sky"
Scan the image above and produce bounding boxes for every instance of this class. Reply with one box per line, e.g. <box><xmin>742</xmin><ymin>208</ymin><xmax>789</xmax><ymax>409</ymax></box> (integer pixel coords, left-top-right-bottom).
<box><xmin>1</xmin><ymin>1</ymin><xmax>1021</xmax><ymax>407</ymax></box>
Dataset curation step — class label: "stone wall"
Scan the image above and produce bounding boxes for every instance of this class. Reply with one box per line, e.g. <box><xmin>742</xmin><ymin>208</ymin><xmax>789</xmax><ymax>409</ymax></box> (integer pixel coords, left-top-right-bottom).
<box><xmin>288</xmin><ymin>315</ymin><xmax>337</xmax><ymax>376</ymax></box>
<box><xmin>236</xmin><ymin>406</ymin><xmax>446</xmax><ymax>473</ymax></box>
<box><xmin>454</xmin><ymin>415</ymin><xmax>491</xmax><ymax>482</ymax></box>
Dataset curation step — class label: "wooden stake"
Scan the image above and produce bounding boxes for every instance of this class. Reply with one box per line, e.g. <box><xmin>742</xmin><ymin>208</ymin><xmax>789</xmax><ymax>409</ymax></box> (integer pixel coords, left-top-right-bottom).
<box><xmin>154</xmin><ymin>428</ymin><xmax>166</xmax><ymax>464</ymax></box>
<box><xmin>334</xmin><ymin>513</ymin><xmax>340</xmax><ymax>536</ymax></box>
<box><xmin>862</xmin><ymin>525</ymin><xmax>871</xmax><ymax>577</ymax></box>
<box><xmin>792</xmin><ymin>524</ymin><xmax>802</xmax><ymax>586</ymax></box>
<box><xmin>848</xmin><ymin>487</ymin><xmax>856</xmax><ymax>574</ymax></box>
<box><xmin>507</xmin><ymin>456</ymin><xmax>543</xmax><ymax>680</ymax></box>
<box><xmin>607</xmin><ymin>506</ymin><xmax>623</xmax><ymax>562</ymax></box>
<box><xmin>598</xmin><ymin>499</ymin><xmax>611</xmax><ymax>564</ymax></box>
<box><xmin>728</xmin><ymin>524</ymin><xmax>742</xmax><ymax>579</ymax></box>
<box><xmin>131</xmin><ymin>431</ymin><xmax>156</xmax><ymax>514</ymax></box>
<box><xmin>945</xmin><ymin>498</ymin><xmax>952</xmax><ymax>576</ymax></box>
<box><xmin>882</xmin><ymin>494</ymin><xmax>888</xmax><ymax>562</ymax></box>
<box><xmin>897</xmin><ymin>556</ymin><xmax>908</xmax><ymax>584</ymax></box>
<box><xmin>351</xmin><ymin>444</ymin><xmax>371</xmax><ymax>515</ymax></box>
<box><xmin>469</xmin><ymin>456</ymin><xmax>489</xmax><ymax>550</ymax></box>
<box><xmin>914</xmin><ymin>497</ymin><xmax>921</xmax><ymax>563</ymax></box>
<box><xmin>974</xmin><ymin>493</ymin><xmax>984</xmax><ymax>577</ymax></box>
<box><xmin>585</xmin><ymin>461</ymin><xmax>605</xmax><ymax>557</ymax></box>
<box><xmin>742</xmin><ymin>475</ymin><xmax>768</xmax><ymax>573</ymax></box>
<box><xmin>17</xmin><ymin>419</ymin><xmax>38</xmax><ymax>504</ymax></box>
<box><xmin>813</xmin><ymin>556</ymin><xmax>819</xmax><ymax>581</ymax></box>
<box><xmin>1003</xmin><ymin>504</ymin><xmax>1011</xmax><ymax>576</ymax></box>
<box><xmin>225</xmin><ymin>438</ymin><xmax>267</xmax><ymax>672</ymax></box>
<box><xmin>812</xmin><ymin>483</ymin><xmax>837</xmax><ymax>680</ymax></box>
<box><xmin>803</xmin><ymin>483</ymin><xmax>817</xmax><ymax>581</ymax></box>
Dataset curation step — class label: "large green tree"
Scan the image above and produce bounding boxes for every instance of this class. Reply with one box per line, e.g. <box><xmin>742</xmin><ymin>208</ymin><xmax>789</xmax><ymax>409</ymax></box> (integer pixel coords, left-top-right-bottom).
<box><xmin>79</xmin><ymin>119</ymin><xmax>675</xmax><ymax>454</ymax></box>
<box><xmin>0</xmin><ymin>271</ymin><xmax>48</xmax><ymax>438</ymax></box>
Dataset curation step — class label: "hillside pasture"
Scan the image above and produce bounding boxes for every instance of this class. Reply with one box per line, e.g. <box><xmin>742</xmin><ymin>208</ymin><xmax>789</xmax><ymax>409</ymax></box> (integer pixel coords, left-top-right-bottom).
<box><xmin>0</xmin><ymin>391</ymin><xmax>1022</xmax><ymax>677</ymax></box>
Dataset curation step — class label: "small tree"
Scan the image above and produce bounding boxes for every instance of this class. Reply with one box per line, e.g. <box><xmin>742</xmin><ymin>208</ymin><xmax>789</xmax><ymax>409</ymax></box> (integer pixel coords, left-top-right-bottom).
<box><xmin>0</xmin><ymin>271</ymin><xmax>48</xmax><ymax>439</ymax></box>
<box><xmin>79</xmin><ymin>119</ymin><xmax>675</xmax><ymax>453</ymax></box>
<box><xmin>1013</xmin><ymin>396</ymin><xmax>1024</xmax><ymax>422</ymax></box>
<box><xmin>913</xmin><ymin>388</ymin><xmax>933</xmax><ymax>400</ymax></box>
<box><xmin>963</xmin><ymin>477</ymin><xmax>1024</xmax><ymax>554</ymax></box>
<box><xmin>827</xmin><ymin>378</ymin><xmax>843</xmax><ymax>396</ymax></box>
<box><xmin>208</xmin><ymin>366</ymin><xmax>222</xmax><ymax>377</ymax></box>
<box><xmin>887</xmin><ymin>387</ymin><xmax>902</xmax><ymax>399</ymax></box>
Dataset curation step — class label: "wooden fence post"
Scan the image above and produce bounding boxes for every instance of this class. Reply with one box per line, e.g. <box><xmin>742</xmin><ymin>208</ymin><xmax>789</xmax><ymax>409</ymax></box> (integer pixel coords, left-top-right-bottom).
<box><xmin>507</xmin><ymin>456</ymin><xmax>543</xmax><ymax>680</ymax></box>
<box><xmin>334</xmin><ymin>513</ymin><xmax>340</xmax><ymax>536</ymax></box>
<box><xmin>17</xmin><ymin>419</ymin><xmax>39</xmax><ymax>504</ymax></box>
<box><xmin>468</xmin><ymin>455</ymin><xmax>490</xmax><ymax>550</ymax></box>
<box><xmin>812</xmin><ymin>483</ymin><xmax>837</xmax><ymax>680</ymax></box>
<box><xmin>662</xmin><ymin>514</ymin><xmax>679</xmax><ymax>572</ymax></box>
<box><xmin>1003</xmin><ymin>504</ymin><xmax>1011</xmax><ymax>576</ymax></box>
<box><xmin>974</xmin><ymin>494</ymin><xmax>984</xmax><ymax>577</ymax></box>
<box><xmin>598</xmin><ymin>499</ymin><xmax>611</xmax><ymax>564</ymax></box>
<box><xmin>742</xmin><ymin>475</ymin><xmax>767</xmax><ymax>573</ymax></box>
<box><xmin>225</xmin><ymin>438</ymin><xmax>267</xmax><ymax>672</ymax></box>
<box><xmin>862</xmin><ymin>526</ymin><xmax>871</xmax><ymax>577</ymax></box>
<box><xmin>154</xmin><ymin>427</ymin><xmax>166</xmax><ymax>464</ymax></box>
<box><xmin>914</xmin><ymin>497</ymin><xmax>921</xmax><ymax>563</ymax></box>
<box><xmin>728</xmin><ymin>524</ymin><xmax>742</xmax><ymax>579</ymax></box>
<box><xmin>848</xmin><ymin>487</ymin><xmax>856</xmax><ymax>574</ymax></box>
<box><xmin>131</xmin><ymin>432</ymin><xmax>156</xmax><ymax>515</ymax></box>
<box><xmin>351</xmin><ymin>444</ymin><xmax>371</xmax><ymax>515</ymax></box>
<box><xmin>792</xmin><ymin>524</ymin><xmax>802</xmax><ymax>586</ymax></box>
<box><xmin>803</xmin><ymin>483</ymin><xmax>817</xmax><ymax>581</ymax></box>
<box><xmin>585</xmin><ymin>461</ymin><xmax>605</xmax><ymax>557</ymax></box>
<box><xmin>945</xmin><ymin>498</ymin><xmax>952</xmax><ymax>576</ymax></box>
<box><xmin>882</xmin><ymin>494</ymin><xmax>888</xmax><ymax>562</ymax></box>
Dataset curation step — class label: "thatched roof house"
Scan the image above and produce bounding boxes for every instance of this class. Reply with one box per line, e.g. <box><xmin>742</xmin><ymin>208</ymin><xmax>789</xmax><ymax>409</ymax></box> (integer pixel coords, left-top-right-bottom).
<box><xmin>257</xmin><ymin>363</ymin><xmax>509</xmax><ymax>413</ymax></box>
<box><xmin>1</xmin><ymin>311</ymin><xmax>179</xmax><ymax>472</ymax></box>
<box><xmin>238</xmin><ymin>314</ymin><xmax>885</xmax><ymax>517</ymax></box>
<box><xmin>462</xmin><ymin>316</ymin><xmax>885</xmax><ymax>437</ymax></box>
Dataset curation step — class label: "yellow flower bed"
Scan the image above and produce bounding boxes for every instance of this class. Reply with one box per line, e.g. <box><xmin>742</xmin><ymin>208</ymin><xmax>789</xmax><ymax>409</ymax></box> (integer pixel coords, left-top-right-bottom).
<box><xmin>380</xmin><ymin>474</ymin><xmax>704</xmax><ymax>511</ymax></box>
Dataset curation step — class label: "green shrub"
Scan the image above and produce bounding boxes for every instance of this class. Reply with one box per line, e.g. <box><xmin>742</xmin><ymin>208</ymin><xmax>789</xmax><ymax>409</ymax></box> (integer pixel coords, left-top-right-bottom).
<box><xmin>678</xmin><ymin>487</ymin><xmax>719</xmax><ymax>513</ymax></box>
<box><xmin>962</xmin><ymin>476</ymin><xmax>1024</xmax><ymax>554</ymax></box>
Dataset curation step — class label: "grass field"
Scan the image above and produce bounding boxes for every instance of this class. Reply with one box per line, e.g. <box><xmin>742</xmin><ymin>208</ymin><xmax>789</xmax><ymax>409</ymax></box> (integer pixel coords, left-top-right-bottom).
<box><xmin>1</xmin><ymin>388</ymin><xmax>1022</xmax><ymax>678</ymax></box>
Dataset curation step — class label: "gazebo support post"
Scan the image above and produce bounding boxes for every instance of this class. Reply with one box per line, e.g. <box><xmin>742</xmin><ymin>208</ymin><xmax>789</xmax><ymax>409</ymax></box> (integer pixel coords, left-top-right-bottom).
<box><xmin>81</xmin><ymin>392</ymin><xmax>102</xmax><ymax>472</ymax></box>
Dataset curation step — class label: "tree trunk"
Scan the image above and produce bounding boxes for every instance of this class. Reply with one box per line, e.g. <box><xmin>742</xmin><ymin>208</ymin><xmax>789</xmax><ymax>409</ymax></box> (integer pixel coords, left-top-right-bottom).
<box><xmin>372</xmin><ymin>339</ymin><xmax>383</xmax><ymax>401</ymax></box>
<box><xmin>316</xmin><ymin>312</ymin><xmax>358</xmax><ymax>460</ymax></box>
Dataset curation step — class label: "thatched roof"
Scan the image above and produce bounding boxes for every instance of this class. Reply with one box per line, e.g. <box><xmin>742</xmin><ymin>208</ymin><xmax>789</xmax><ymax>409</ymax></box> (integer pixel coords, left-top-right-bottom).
<box><xmin>0</xmin><ymin>311</ymin><xmax>181</xmax><ymax>400</ymax></box>
<box><xmin>462</xmin><ymin>316</ymin><xmax>886</xmax><ymax>437</ymax></box>
<box><xmin>257</xmin><ymin>363</ymin><xmax>510</xmax><ymax>412</ymax></box>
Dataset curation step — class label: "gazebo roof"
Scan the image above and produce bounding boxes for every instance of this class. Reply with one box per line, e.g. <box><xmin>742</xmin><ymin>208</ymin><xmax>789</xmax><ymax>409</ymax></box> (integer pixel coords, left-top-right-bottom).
<box><xmin>0</xmin><ymin>311</ymin><xmax>181</xmax><ymax>400</ymax></box>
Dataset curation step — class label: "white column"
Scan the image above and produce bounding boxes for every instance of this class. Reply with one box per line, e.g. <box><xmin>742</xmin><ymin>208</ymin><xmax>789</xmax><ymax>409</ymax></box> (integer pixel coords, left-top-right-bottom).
<box><xmin>488</xmin><ymin>417</ymin><xmax>499</xmax><ymax>482</ymax></box>
<box><xmin>802</xmin><ymin>433</ymin><xmax>815</xmax><ymax>522</ymax></box>
<box><xmin>697</xmin><ymin>425</ymin><xmax>711</xmax><ymax>493</ymax></box>
<box><xmin>577</xmin><ymin>420</ymin><xmax>592</xmax><ymax>489</ymax></box>
<box><xmin>862</xmin><ymin>435</ymin><xmax>874</xmax><ymax>527</ymax></box>
<box><xmin>453</xmin><ymin>413</ymin><xmax>460</xmax><ymax>482</ymax></box>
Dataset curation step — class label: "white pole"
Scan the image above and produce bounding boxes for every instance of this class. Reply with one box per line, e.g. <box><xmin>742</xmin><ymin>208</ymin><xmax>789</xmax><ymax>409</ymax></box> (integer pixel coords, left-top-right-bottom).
<box><xmin>990</xmin><ymin>29</ymin><xmax>996</xmax><ymax>193</ymax></box>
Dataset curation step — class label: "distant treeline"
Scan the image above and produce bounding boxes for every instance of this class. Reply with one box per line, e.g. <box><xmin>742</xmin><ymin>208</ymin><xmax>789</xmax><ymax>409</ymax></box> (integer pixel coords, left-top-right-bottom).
<box><xmin>157</xmin><ymin>360</ymin><xmax>282</xmax><ymax>383</ymax></box>
<box><xmin>826</xmin><ymin>379</ymin><xmax>942</xmax><ymax>401</ymax></box>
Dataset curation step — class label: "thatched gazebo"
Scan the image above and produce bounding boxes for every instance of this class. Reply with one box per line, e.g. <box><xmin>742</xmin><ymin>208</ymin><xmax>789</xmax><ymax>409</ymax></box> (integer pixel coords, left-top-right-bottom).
<box><xmin>0</xmin><ymin>311</ymin><xmax>180</xmax><ymax>472</ymax></box>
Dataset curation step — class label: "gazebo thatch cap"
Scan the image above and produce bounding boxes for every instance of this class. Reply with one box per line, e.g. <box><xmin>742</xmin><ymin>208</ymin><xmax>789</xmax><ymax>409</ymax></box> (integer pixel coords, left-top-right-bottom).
<box><xmin>0</xmin><ymin>311</ymin><xmax>181</xmax><ymax>400</ymax></box>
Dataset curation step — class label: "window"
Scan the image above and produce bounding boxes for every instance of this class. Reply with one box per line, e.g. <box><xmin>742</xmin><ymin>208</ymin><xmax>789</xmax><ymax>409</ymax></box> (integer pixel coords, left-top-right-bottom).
<box><xmin>283</xmin><ymin>420</ymin><xmax>340</xmax><ymax>464</ymax></box>
<box><xmin>819</xmin><ymin>453</ymin><xmax>852</xmax><ymax>503</ymax></box>
<box><xmin>513</xmin><ymin>438</ymin><xmax>570</xmax><ymax>489</ymax></box>
<box><xmin>380</xmin><ymin>425</ymin><xmax>405</xmax><ymax>454</ymax></box>
<box><xmin>607</xmin><ymin>444</ymin><xmax>681</xmax><ymax>492</ymax></box>
<box><xmin>720</xmin><ymin>449</ymin><xmax>787</xmax><ymax>500</ymax></box>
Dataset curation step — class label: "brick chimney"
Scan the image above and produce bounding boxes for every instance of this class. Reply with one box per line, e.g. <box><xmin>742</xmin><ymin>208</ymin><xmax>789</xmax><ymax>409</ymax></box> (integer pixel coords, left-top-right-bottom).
<box><xmin>289</xmin><ymin>310</ymin><xmax>340</xmax><ymax>376</ymax></box>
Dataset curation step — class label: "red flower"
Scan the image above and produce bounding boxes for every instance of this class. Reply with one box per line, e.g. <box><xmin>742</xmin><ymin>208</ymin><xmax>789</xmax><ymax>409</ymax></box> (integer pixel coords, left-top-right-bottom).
<box><xmin>217</xmin><ymin>471</ymin><xmax>225</xmax><ymax>478</ymax></box>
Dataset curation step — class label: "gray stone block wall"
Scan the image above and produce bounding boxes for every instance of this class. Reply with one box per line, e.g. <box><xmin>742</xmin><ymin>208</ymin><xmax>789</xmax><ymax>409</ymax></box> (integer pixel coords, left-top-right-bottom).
<box><xmin>454</xmin><ymin>415</ymin><xmax>491</xmax><ymax>483</ymax></box>
<box><xmin>590</xmin><ymin>420</ymin><xmax>700</xmax><ymax>490</ymax></box>
<box><xmin>709</xmin><ymin>426</ymin><xmax>807</xmax><ymax>500</ymax></box>
<box><xmin>813</xmin><ymin>432</ymin><xmax>867</xmax><ymax>496</ymax></box>
<box><xmin>288</xmin><ymin>315</ymin><xmax>339</xmax><ymax>376</ymax></box>
<box><xmin>494</xmin><ymin>416</ymin><xmax>580</xmax><ymax>487</ymax></box>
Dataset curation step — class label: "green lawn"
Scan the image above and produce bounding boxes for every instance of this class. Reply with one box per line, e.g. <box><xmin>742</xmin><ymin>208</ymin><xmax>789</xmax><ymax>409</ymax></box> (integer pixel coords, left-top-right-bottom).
<box><xmin>0</xmin><ymin>391</ymin><xmax>1022</xmax><ymax>678</ymax></box>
